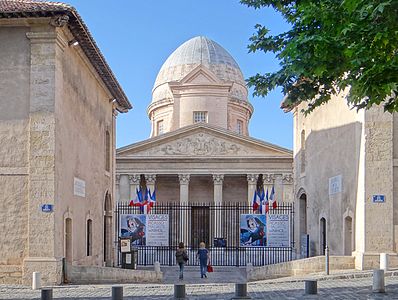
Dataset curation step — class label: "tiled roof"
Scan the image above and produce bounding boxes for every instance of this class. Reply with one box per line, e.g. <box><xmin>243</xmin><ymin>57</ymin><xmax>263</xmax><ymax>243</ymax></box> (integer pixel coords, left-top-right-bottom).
<box><xmin>0</xmin><ymin>0</ymin><xmax>132</xmax><ymax>111</ymax></box>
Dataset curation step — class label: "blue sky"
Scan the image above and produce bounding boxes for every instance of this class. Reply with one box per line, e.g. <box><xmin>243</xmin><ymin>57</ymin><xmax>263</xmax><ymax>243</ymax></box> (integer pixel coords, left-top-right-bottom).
<box><xmin>64</xmin><ymin>0</ymin><xmax>293</xmax><ymax>149</ymax></box>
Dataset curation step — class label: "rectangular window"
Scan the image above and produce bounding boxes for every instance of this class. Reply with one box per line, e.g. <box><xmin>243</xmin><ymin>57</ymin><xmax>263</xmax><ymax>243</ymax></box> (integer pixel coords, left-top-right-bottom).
<box><xmin>193</xmin><ymin>111</ymin><xmax>207</xmax><ymax>123</ymax></box>
<box><xmin>237</xmin><ymin>120</ymin><xmax>243</xmax><ymax>134</ymax></box>
<box><xmin>157</xmin><ymin>120</ymin><xmax>164</xmax><ymax>135</ymax></box>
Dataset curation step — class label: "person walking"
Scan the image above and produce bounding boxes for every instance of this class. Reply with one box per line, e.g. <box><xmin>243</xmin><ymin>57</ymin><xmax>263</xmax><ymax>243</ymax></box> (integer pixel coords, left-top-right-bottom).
<box><xmin>196</xmin><ymin>242</ymin><xmax>209</xmax><ymax>278</ymax></box>
<box><xmin>175</xmin><ymin>242</ymin><xmax>188</xmax><ymax>280</ymax></box>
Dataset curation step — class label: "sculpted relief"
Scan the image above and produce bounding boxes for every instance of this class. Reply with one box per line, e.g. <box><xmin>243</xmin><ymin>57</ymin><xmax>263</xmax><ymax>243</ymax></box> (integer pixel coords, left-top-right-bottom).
<box><xmin>147</xmin><ymin>133</ymin><xmax>248</xmax><ymax>156</ymax></box>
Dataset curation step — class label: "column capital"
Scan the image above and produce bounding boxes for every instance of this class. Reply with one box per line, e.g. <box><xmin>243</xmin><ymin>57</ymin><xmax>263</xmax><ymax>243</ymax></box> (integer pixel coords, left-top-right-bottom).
<box><xmin>178</xmin><ymin>174</ymin><xmax>190</xmax><ymax>185</ymax></box>
<box><xmin>128</xmin><ymin>174</ymin><xmax>140</xmax><ymax>184</ymax></box>
<box><xmin>247</xmin><ymin>174</ymin><xmax>258</xmax><ymax>184</ymax></box>
<box><xmin>212</xmin><ymin>174</ymin><xmax>224</xmax><ymax>184</ymax></box>
<box><xmin>145</xmin><ymin>174</ymin><xmax>156</xmax><ymax>184</ymax></box>
<box><xmin>282</xmin><ymin>173</ymin><xmax>293</xmax><ymax>184</ymax></box>
<box><xmin>263</xmin><ymin>173</ymin><xmax>276</xmax><ymax>184</ymax></box>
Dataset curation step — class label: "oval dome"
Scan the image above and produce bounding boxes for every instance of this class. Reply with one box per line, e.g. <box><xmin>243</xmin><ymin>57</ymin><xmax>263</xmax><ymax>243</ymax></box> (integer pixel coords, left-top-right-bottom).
<box><xmin>153</xmin><ymin>36</ymin><xmax>246</xmax><ymax>101</ymax></box>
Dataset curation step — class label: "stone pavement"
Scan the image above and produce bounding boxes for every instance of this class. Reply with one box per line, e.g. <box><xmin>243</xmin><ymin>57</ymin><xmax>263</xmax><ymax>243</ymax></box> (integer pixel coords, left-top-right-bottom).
<box><xmin>1</xmin><ymin>269</ymin><xmax>398</xmax><ymax>299</ymax></box>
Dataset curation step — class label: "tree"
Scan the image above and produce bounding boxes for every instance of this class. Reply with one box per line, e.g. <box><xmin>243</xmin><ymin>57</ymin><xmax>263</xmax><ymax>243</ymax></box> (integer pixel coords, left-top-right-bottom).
<box><xmin>241</xmin><ymin>0</ymin><xmax>398</xmax><ymax>113</ymax></box>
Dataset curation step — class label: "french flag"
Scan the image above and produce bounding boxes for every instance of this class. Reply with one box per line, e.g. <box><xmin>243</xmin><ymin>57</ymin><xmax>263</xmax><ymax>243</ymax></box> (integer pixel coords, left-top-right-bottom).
<box><xmin>270</xmin><ymin>186</ymin><xmax>277</xmax><ymax>209</ymax></box>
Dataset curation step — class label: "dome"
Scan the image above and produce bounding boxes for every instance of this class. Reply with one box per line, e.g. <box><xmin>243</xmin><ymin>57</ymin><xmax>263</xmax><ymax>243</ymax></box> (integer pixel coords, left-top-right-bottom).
<box><xmin>152</xmin><ymin>36</ymin><xmax>246</xmax><ymax>101</ymax></box>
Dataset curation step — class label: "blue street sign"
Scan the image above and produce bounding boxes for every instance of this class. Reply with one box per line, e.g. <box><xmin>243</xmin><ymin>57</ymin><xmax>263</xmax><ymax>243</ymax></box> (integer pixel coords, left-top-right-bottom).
<box><xmin>372</xmin><ymin>195</ymin><xmax>385</xmax><ymax>203</ymax></box>
<box><xmin>41</xmin><ymin>204</ymin><xmax>54</xmax><ymax>212</ymax></box>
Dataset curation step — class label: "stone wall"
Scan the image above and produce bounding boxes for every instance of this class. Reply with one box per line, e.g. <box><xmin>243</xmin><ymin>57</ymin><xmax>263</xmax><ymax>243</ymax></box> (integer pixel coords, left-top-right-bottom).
<box><xmin>65</xmin><ymin>264</ymin><xmax>162</xmax><ymax>284</ymax></box>
<box><xmin>0</xmin><ymin>265</ymin><xmax>22</xmax><ymax>284</ymax></box>
<box><xmin>247</xmin><ymin>256</ymin><xmax>355</xmax><ymax>281</ymax></box>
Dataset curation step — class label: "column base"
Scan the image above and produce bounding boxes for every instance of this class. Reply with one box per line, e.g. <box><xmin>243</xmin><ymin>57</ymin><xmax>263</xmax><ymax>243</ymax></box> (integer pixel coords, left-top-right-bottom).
<box><xmin>23</xmin><ymin>257</ymin><xmax>63</xmax><ymax>286</ymax></box>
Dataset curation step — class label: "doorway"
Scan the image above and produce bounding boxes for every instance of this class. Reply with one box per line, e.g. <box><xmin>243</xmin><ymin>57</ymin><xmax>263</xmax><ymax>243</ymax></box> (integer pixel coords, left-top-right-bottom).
<box><xmin>104</xmin><ymin>192</ymin><xmax>112</xmax><ymax>266</ymax></box>
<box><xmin>65</xmin><ymin>218</ymin><xmax>72</xmax><ymax>263</ymax></box>
<box><xmin>344</xmin><ymin>216</ymin><xmax>353</xmax><ymax>255</ymax></box>
<box><xmin>320</xmin><ymin>217</ymin><xmax>326</xmax><ymax>255</ymax></box>
<box><xmin>191</xmin><ymin>206</ymin><xmax>210</xmax><ymax>248</ymax></box>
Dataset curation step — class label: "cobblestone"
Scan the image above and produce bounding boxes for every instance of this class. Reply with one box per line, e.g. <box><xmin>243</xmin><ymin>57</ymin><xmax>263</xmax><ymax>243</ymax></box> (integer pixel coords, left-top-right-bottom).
<box><xmin>1</xmin><ymin>269</ymin><xmax>398</xmax><ymax>299</ymax></box>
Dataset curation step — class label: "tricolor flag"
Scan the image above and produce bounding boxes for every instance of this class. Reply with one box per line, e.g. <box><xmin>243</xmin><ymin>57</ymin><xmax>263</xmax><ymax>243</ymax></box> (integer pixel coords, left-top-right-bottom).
<box><xmin>258</xmin><ymin>188</ymin><xmax>265</xmax><ymax>214</ymax></box>
<box><xmin>146</xmin><ymin>188</ymin><xmax>156</xmax><ymax>213</ymax></box>
<box><xmin>265</xmin><ymin>188</ymin><xmax>270</xmax><ymax>213</ymax></box>
<box><xmin>252</xmin><ymin>190</ymin><xmax>259</xmax><ymax>211</ymax></box>
<box><xmin>129</xmin><ymin>187</ymin><xmax>144</xmax><ymax>207</ymax></box>
<box><xmin>270</xmin><ymin>185</ymin><xmax>277</xmax><ymax>209</ymax></box>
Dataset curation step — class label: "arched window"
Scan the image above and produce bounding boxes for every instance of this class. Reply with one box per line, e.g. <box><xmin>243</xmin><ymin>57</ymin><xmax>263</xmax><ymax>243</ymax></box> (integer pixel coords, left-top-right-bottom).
<box><xmin>86</xmin><ymin>219</ymin><xmax>92</xmax><ymax>256</ymax></box>
<box><xmin>105</xmin><ymin>130</ymin><xmax>110</xmax><ymax>172</ymax></box>
<box><xmin>300</xmin><ymin>130</ymin><xmax>306</xmax><ymax>173</ymax></box>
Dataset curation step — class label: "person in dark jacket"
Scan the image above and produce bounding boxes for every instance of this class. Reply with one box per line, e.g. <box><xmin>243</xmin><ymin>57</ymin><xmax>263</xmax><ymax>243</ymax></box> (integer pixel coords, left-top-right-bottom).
<box><xmin>175</xmin><ymin>242</ymin><xmax>188</xmax><ymax>280</ymax></box>
<box><xmin>196</xmin><ymin>242</ymin><xmax>209</xmax><ymax>278</ymax></box>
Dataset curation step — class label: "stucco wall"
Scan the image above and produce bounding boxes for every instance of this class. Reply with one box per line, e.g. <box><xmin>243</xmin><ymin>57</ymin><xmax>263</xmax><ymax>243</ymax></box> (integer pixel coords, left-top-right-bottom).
<box><xmin>54</xmin><ymin>28</ymin><xmax>115</xmax><ymax>266</ymax></box>
<box><xmin>0</xmin><ymin>27</ymin><xmax>30</xmax><ymax>266</ymax></box>
<box><xmin>293</xmin><ymin>95</ymin><xmax>362</xmax><ymax>256</ymax></box>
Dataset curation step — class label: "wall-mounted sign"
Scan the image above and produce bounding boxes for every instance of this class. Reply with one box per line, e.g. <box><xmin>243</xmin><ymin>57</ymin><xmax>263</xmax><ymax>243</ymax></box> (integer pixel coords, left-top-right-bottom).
<box><xmin>74</xmin><ymin>177</ymin><xmax>85</xmax><ymax>197</ymax></box>
<box><xmin>329</xmin><ymin>175</ymin><xmax>342</xmax><ymax>195</ymax></box>
<box><xmin>41</xmin><ymin>204</ymin><xmax>53</xmax><ymax>213</ymax></box>
<box><xmin>372</xmin><ymin>195</ymin><xmax>385</xmax><ymax>203</ymax></box>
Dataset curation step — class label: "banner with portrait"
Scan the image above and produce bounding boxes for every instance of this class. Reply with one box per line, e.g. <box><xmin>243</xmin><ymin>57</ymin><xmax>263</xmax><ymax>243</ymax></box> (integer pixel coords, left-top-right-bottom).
<box><xmin>119</xmin><ymin>214</ymin><xmax>169</xmax><ymax>246</ymax></box>
<box><xmin>240</xmin><ymin>214</ymin><xmax>267</xmax><ymax>247</ymax></box>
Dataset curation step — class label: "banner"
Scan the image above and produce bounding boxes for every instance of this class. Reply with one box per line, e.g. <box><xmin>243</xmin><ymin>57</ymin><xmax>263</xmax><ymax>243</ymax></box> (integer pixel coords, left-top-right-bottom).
<box><xmin>240</xmin><ymin>214</ymin><xmax>266</xmax><ymax>247</ymax></box>
<box><xmin>146</xmin><ymin>214</ymin><xmax>169</xmax><ymax>246</ymax></box>
<box><xmin>119</xmin><ymin>214</ymin><xmax>169</xmax><ymax>246</ymax></box>
<box><xmin>267</xmin><ymin>214</ymin><xmax>290</xmax><ymax>247</ymax></box>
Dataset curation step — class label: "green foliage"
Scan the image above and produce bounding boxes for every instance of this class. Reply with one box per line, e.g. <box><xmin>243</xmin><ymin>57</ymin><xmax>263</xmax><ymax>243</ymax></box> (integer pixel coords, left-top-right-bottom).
<box><xmin>241</xmin><ymin>0</ymin><xmax>398</xmax><ymax>113</ymax></box>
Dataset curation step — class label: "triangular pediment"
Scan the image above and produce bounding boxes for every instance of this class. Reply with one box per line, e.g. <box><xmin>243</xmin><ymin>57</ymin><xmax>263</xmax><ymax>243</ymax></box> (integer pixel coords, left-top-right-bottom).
<box><xmin>117</xmin><ymin>124</ymin><xmax>292</xmax><ymax>159</ymax></box>
<box><xmin>179</xmin><ymin>65</ymin><xmax>220</xmax><ymax>85</ymax></box>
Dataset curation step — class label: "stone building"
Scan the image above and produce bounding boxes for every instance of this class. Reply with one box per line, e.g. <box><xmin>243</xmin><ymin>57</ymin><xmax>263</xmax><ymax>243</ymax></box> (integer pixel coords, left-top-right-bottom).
<box><xmin>116</xmin><ymin>36</ymin><xmax>293</xmax><ymax>247</ymax></box>
<box><xmin>0</xmin><ymin>1</ymin><xmax>131</xmax><ymax>284</ymax></box>
<box><xmin>289</xmin><ymin>94</ymin><xmax>398</xmax><ymax>269</ymax></box>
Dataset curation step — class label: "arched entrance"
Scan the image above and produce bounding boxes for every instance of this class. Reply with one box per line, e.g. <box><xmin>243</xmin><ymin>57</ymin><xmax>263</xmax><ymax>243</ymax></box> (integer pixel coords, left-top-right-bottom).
<box><xmin>65</xmin><ymin>218</ymin><xmax>72</xmax><ymax>263</ymax></box>
<box><xmin>344</xmin><ymin>216</ymin><xmax>353</xmax><ymax>255</ymax></box>
<box><xmin>320</xmin><ymin>217</ymin><xmax>326</xmax><ymax>255</ymax></box>
<box><xmin>299</xmin><ymin>192</ymin><xmax>307</xmax><ymax>237</ymax></box>
<box><xmin>104</xmin><ymin>192</ymin><xmax>112</xmax><ymax>266</ymax></box>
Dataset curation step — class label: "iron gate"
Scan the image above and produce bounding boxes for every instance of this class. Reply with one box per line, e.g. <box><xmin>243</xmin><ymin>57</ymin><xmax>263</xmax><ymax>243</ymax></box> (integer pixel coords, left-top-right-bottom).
<box><xmin>116</xmin><ymin>202</ymin><xmax>294</xmax><ymax>266</ymax></box>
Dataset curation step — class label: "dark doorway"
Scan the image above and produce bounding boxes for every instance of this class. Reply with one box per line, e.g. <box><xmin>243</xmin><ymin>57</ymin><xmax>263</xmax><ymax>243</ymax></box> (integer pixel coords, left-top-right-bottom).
<box><xmin>191</xmin><ymin>206</ymin><xmax>210</xmax><ymax>248</ymax></box>
<box><xmin>104</xmin><ymin>192</ymin><xmax>112</xmax><ymax>266</ymax></box>
<box><xmin>320</xmin><ymin>217</ymin><xmax>327</xmax><ymax>255</ymax></box>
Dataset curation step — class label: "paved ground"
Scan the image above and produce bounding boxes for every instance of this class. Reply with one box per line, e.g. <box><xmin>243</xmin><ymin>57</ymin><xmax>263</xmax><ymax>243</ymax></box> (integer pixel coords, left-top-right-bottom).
<box><xmin>1</xmin><ymin>268</ymin><xmax>398</xmax><ymax>299</ymax></box>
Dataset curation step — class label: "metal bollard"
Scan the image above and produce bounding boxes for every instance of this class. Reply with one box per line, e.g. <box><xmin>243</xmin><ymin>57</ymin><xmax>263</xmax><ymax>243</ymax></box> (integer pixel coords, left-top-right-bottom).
<box><xmin>373</xmin><ymin>269</ymin><xmax>385</xmax><ymax>293</ymax></box>
<box><xmin>32</xmin><ymin>272</ymin><xmax>41</xmax><ymax>290</ymax></box>
<box><xmin>325</xmin><ymin>246</ymin><xmax>330</xmax><ymax>275</ymax></box>
<box><xmin>380</xmin><ymin>253</ymin><xmax>389</xmax><ymax>271</ymax></box>
<box><xmin>231</xmin><ymin>283</ymin><xmax>251</xmax><ymax>299</ymax></box>
<box><xmin>112</xmin><ymin>286</ymin><xmax>123</xmax><ymax>300</ymax></box>
<box><xmin>174</xmin><ymin>284</ymin><xmax>186</xmax><ymax>299</ymax></box>
<box><xmin>305</xmin><ymin>280</ymin><xmax>317</xmax><ymax>295</ymax></box>
<box><xmin>41</xmin><ymin>288</ymin><xmax>53</xmax><ymax>300</ymax></box>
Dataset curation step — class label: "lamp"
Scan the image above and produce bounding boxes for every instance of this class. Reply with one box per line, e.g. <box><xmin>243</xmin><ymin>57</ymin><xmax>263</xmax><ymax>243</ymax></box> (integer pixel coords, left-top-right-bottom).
<box><xmin>68</xmin><ymin>39</ymin><xmax>79</xmax><ymax>47</ymax></box>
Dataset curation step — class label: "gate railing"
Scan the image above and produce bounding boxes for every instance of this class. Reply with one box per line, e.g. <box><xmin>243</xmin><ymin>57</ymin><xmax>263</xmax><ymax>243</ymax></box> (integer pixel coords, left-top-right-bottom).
<box><xmin>134</xmin><ymin>246</ymin><xmax>293</xmax><ymax>266</ymax></box>
<box><xmin>116</xmin><ymin>202</ymin><xmax>294</xmax><ymax>266</ymax></box>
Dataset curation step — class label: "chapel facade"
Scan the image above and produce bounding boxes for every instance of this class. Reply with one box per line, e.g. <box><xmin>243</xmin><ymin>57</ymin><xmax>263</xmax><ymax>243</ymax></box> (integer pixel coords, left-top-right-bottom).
<box><xmin>0</xmin><ymin>1</ymin><xmax>131</xmax><ymax>285</ymax></box>
<box><xmin>116</xmin><ymin>36</ymin><xmax>294</xmax><ymax>248</ymax></box>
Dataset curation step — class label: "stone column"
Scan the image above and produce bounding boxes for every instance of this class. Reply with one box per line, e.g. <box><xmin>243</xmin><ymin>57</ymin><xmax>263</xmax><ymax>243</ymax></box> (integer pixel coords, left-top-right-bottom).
<box><xmin>213</xmin><ymin>174</ymin><xmax>224</xmax><ymax>239</ymax></box>
<box><xmin>128</xmin><ymin>174</ymin><xmax>140</xmax><ymax>201</ymax></box>
<box><xmin>282</xmin><ymin>173</ymin><xmax>294</xmax><ymax>203</ymax></box>
<box><xmin>115</xmin><ymin>175</ymin><xmax>121</xmax><ymax>203</ymax></box>
<box><xmin>145</xmin><ymin>174</ymin><xmax>156</xmax><ymax>197</ymax></box>
<box><xmin>247</xmin><ymin>174</ymin><xmax>258</xmax><ymax>208</ymax></box>
<box><xmin>178</xmin><ymin>174</ymin><xmax>190</xmax><ymax>245</ymax></box>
